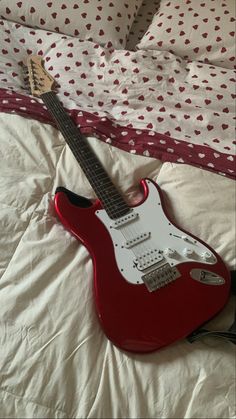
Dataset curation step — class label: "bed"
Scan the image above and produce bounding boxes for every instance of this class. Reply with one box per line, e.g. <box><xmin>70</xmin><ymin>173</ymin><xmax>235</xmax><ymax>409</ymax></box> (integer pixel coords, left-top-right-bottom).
<box><xmin>0</xmin><ymin>1</ymin><xmax>235</xmax><ymax>418</ymax></box>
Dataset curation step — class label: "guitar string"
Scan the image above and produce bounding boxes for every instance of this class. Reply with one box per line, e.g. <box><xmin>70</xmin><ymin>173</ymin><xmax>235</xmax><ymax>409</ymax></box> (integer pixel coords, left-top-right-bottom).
<box><xmin>46</xmin><ymin>94</ymin><xmax>164</xmax><ymax>266</ymax></box>
<box><xmin>47</xmin><ymin>96</ymin><xmax>129</xmax><ymax>217</ymax></box>
<box><xmin>120</xmin><ymin>220</ymin><xmax>161</xmax><ymax>266</ymax></box>
<box><xmin>42</xmin><ymin>92</ymin><xmax>162</xmax><ymax>270</ymax></box>
<box><xmin>47</xmin><ymin>93</ymin><xmax>203</xmax><ymax>273</ymax></box>
<box><xmin>42</xmin><ymin>92</ymin><xmax>130</xmax><ymax>218</ymax></box>
<box><xmin>44</xmin><ymin>92</ymin><xmax>162</xmax><ymax>266</ymax></box>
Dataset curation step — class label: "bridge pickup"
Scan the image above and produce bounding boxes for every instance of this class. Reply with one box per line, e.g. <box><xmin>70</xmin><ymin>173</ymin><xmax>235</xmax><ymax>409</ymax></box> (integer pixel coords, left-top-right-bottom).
<box><xmin>124</xmin><ymin>232</ymin><xmax>151</xmax><ymax>249</ymax></box>
<box><xmin>134</xmin><ymin>249</ymin><xmax>163</xmax><ymax>271</ymax></box>
<box><xmin>142</xmin><ymin>263</ymin><xmax>180</xmax><ymax>292</ymax></box>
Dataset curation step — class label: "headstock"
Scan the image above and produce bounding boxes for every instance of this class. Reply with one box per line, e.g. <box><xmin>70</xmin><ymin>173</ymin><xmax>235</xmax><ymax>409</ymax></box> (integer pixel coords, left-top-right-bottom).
<box><xmin>27</xmin><ymin>55</ymin><xmax>55</xmax><ymax>97</ymax></box>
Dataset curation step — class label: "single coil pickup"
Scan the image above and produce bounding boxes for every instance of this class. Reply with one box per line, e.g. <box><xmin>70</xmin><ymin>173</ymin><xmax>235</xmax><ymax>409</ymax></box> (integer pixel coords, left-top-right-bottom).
<box><xmin>142</xmin><ymin>263</ymin><xmax>180</xmax><ymax>292</ymax></box>
<box><xmin>124</xmin><ymin>232</ymin><xmax>151</xmax><ymax>249</ymax></box>
<box><xmin>110</xmin><ymin>210</ymin><xmax>138</xmax><ymax>229</ymax></box>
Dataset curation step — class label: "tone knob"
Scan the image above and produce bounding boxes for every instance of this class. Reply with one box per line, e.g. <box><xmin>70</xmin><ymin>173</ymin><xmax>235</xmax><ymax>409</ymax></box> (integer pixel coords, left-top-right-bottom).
<box><xmin>164</xmin><ymin>248</ymin><xmax>176</xmax><ymax>257</ymax></box>
<box><xmin>183</xmin><ymin>248</ymin><xmax>194</xmax><ymax>257</ymax></box>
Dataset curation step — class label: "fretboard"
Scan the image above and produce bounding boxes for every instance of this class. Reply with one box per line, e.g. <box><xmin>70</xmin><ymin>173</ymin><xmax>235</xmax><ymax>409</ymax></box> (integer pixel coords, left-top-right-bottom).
<box><xmin>41</xmin><ymin>91</ymin><xmax>130</xmax><ymax>219</ymax></box>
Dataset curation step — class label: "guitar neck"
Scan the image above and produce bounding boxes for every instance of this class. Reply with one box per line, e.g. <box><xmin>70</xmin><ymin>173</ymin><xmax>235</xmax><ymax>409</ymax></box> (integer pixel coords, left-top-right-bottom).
<box><xmin>41</xmin><ymin>91</ymin><xmax>130</xmax><ymax>219</ymax></box>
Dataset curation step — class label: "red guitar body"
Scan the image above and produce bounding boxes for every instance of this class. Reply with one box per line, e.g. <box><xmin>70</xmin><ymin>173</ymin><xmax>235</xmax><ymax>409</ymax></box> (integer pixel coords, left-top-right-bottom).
<box><xmin>54</xmin><ymin>179</ymin><xmax>230</xmax><ymax>353</ymax></box>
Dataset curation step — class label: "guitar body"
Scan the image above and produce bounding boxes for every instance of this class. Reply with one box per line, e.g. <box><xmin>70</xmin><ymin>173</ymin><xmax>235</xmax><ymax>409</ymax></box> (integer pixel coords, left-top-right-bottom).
<box><xmin>54</xmin><ymin>178</ymin><xmax>230</xmax><ymax>353</ymax></box>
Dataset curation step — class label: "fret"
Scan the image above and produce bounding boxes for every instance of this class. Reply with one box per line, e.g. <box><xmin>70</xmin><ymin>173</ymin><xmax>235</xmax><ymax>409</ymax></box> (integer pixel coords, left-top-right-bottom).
<box><xmin>41</xmin><ymin>91</ymin><xmax>130</xmax><ymax>219</ymax></box>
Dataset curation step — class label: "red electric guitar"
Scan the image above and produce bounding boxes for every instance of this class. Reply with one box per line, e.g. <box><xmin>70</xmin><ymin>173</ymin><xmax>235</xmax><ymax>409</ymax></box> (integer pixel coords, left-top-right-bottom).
<box><xmin>27</xmin><ymin>56</ymin><xmax>231</xmax><ymax>353</ymax></box>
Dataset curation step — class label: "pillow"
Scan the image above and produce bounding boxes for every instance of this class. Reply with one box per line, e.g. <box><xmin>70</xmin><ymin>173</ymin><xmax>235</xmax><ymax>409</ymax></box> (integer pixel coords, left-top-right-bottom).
<box><xmin>126</xmin><ymin>0</ymin><xmax>161</xmax><ymax>51</ymax></box>
<box><xmin>0</xmin><ymin>0</ymin><xmax>143</xmax><ymax>48</ymax></box>
<box><xmin>137</xmin><ymin>0</ymin><xmax>236</xmax><ymax>69</ymax></box>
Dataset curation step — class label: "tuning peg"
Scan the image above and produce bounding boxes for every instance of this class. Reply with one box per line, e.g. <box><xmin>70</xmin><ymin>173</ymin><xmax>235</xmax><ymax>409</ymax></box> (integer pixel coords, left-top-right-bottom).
<box><xmin>23</xmin><ymin>74</ymin><xmax>30</xmax><ymax>88</ymax></box>
<box><xmin>22</xmin><ymin>62</ymin><xmax>28</xmax><ymax>71</ymax></box>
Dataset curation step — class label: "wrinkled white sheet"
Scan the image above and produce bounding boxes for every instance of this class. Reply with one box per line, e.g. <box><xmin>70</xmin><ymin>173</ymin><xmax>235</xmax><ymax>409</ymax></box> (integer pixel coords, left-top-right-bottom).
<box><xmin>0</xmin><ymin>113</ymin><xmax>235</xmax><ymax>418</ymax></box>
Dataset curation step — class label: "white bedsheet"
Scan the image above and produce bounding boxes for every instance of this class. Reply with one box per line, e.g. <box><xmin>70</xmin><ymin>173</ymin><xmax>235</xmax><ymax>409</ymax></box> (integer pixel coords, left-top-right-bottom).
<box><xmin>0</xmin><ymin>113</ymin><xmax>235</xmax><ymax>418</ymax></box>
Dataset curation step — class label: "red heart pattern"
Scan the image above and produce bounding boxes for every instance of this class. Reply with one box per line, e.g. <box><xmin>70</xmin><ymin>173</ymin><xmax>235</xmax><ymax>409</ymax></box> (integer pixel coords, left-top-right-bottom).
<box><xmin>0</xmin><ymin>18</ymin><xmax>235</xmax><ymax>179</ymax></box>
<box><xmin>137</xmin><ymin>0</ymin><xmax>236</xmax><ymax>69</ymax></box>
<box><xmin>0</xmin><ymin>0</ymin><xmax>143</xmax><ymax>49</ymax></box>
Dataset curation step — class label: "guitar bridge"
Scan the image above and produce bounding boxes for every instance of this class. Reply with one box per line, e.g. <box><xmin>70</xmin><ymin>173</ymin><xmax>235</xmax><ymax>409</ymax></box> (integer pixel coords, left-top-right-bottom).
<box><xmin>142</xmin><ymin>263</ymin><xmax>180</xmax><ymax>292</ymax></box>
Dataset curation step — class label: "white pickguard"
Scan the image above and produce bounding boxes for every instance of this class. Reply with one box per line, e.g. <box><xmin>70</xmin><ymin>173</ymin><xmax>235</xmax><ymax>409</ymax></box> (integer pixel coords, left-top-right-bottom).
<box><xmin>96</xmin><ymin>180</ymin><xmax>216</xmax><ymax>286</ymax></box>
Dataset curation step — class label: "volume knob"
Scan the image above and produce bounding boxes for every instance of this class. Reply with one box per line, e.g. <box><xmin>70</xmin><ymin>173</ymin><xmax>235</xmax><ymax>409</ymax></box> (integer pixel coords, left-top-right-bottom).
<box><xmin>183</xmin><ymin>248</ymin><xmax>194</xmax><ymax>258</ymax></box>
